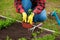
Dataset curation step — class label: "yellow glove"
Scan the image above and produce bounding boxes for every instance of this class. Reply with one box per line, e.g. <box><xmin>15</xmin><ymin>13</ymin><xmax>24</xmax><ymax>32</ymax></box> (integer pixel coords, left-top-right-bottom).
<box><xmin>22</xmin><ymin>12</ymin><xmax>27</xmax><ymax>22</ymax></box>
<box><xmin>28</xmin><ymin>12</ymin><xmax>34</xmax><ymax>25</ymax></box>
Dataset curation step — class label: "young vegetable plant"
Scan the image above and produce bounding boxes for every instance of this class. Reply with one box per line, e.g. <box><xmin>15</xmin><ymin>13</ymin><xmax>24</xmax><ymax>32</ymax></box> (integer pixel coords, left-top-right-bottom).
<box><xmin>32</xmin><ymin>32</ymin><xmax>37</xmax><ymax>38</ymax></box>
<box><xmin>18</xmin><ymin>38</ymin><xmax>27</xmax><ymax>40</ymax></box>
<box><xmin>0</xmin><ymin>20</ymin><xmax>5</xmax><ymax>30</ymax></box>
<box><xmin>32</xmin><ymin>34</ymin><xmax>55</xmax><ymax>40</ymax></box>
<box><xmin>6</xmin><ymin>36</ymin><xmax>12</xmax><ymax>40</ymax></box>
<box><xmin>0</xmin><ymin>18</ymin><xmax>16</xmax><ymax>30</ymax></box>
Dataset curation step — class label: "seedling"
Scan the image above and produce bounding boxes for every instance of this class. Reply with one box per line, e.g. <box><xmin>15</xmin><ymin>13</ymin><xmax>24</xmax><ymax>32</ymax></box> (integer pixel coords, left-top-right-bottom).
<box><xmin>32</xmin><ymin>33</ymin><xmax>37</xmax><ymax>38</ymax></box>
<box><xmin>0</xmin><ymin>18</ymin><xmax>16</xmax><ymax>30</ymax></box>
<box><xmin>6</xmin><ymin>36</ymin><xmax>12</xmax><ymax>40</ymax></box>
<box><xmin>18</xmin><ymin>38</ymin><xmax>27</xmax><ymax>40</ymax></box>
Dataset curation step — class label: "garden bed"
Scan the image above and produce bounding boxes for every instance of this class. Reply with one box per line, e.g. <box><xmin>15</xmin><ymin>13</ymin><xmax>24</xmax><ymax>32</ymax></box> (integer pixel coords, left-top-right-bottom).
<box><xmin>0</xmin><ymin>22</ymin><xmax>52</xmax><ymax>40</ymax></box>
<box><xmin>0</xmin><ymin>16</ymin><xmax>60</xmax><ymax>40</ymax></box>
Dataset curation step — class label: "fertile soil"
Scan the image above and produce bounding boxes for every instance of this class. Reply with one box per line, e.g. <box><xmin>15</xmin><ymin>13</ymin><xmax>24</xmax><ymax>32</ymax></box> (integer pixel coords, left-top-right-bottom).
<box><xmin>0</xmin><ymin>17</ymin><xmax>60</xmax><ymax>40</ymax></box>
<box><xmin>55</xmin><ymin>36</ymin><xmax>60</xmax><ymax>40</ymax></box>
<box><xmin>0</xmin><ymin>22</ymin><xmax>52</xmax><ymax>40</ymax></box>
<box><xmin>0</xmin><ymin>22</ymin><xmax>32</xmax><ymax>40</ymax></box>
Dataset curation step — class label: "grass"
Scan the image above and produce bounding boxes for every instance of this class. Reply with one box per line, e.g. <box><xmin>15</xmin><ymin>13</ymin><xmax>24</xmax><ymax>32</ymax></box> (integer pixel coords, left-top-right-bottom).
<box><xmin>0</xmin><ymin>0</ymin><xmax>60</xmax><ymax>34</ymax></box>
<box><xmin>5</xmin><ymin>34</ymin><xmax>56</xmax><ymax>40</ymax></box>
<box><xmin>44</xmin><ymin>0</ymin><xmax>60</xmax><ymax>33</ymax></box>
<box><xmin>0</xmin><ymin>18</ymin><xmax>16</xmax><ymax>30</ymax></box>
<box><xmin>47</xmin><ymin>0</ymin><xmax>60</xmax><ymax>3</ymax></box>
<box><xmin>32</xmin><ymin>34</ymin><xmax>55</xmax><ymax>40</ymax></box>
<box><xmin>46</xmin><ymin>0</ymin><xmax>60</xmax><ymax>14</ymax></box>
<box><xmin>0</xmin><ymin>0</ymin><xmax>22</xmax><ymax>21</ymax></box>
<box><xmin>43</xmin><ymin>18</ymin><xmax>60</xmax><ymax>32</ymax></box>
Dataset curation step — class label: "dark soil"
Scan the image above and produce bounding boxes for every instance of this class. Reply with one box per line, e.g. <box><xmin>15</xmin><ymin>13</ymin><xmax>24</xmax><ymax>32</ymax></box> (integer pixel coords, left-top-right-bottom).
<box><xmin>55</xmin><ymin>36</ymin><xmax>60</xmax><ymax>40</ymax></box>
<box><xmin>0</xmin><ymin>22</ymin><xmax>53</xmax><ymax>40</ymax></box>
<box><xmin>0</xmin><ymin>22</ymin><xmax>31</xmax><ymax>40</ymax></box>
<box><xmin>0</xmin><ymin>17</ymin><xmax>60</xmax><ymax>40</ymax></box>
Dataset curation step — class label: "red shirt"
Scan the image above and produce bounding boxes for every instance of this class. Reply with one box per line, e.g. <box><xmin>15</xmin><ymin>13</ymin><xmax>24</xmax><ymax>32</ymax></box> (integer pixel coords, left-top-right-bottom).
<box><xmin>14</xmin><ymin>0</ymin><xmax>46</xmax><ymax>14</ymax></box>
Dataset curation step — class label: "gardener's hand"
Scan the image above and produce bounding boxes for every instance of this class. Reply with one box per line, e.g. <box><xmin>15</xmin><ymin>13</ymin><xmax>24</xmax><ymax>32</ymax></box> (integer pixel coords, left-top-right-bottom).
<box><xmin>22</xmin><ymin>12</ymin><xmax>27</xmax><ymax>22</ymax></box>
<box><xmin>28</xmin><ymin>12</ymin><xmax>34</xmax><ymax>25</ymax></box>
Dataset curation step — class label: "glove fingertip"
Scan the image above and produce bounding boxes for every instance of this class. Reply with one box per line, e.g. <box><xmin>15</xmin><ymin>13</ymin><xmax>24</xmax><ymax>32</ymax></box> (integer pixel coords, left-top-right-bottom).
<box><xmin>27</xmin><ymin>20</ymin><xmax>29</xmax><ymax>23</ymax></box>
<box><xmin>25</xmin><ymin>19</ymin><xmax>27</xmax><ymax>22</ymax></box>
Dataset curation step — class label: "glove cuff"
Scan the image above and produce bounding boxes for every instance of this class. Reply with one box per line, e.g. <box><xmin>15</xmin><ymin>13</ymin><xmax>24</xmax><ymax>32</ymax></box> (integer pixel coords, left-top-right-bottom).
<box><xmin>31</xmin><ymin>12</ymin><xmax>35</xmax><ymax>16</ymax></box>
<box><xmin>22</xmin><ymin>12</ymin><xmax>26</xmax><ymax>15</ymax></box>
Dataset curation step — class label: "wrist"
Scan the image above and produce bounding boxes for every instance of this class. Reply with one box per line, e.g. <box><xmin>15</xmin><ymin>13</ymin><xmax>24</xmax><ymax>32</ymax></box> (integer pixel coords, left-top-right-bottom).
<box><xmin>22</xmin><ymin>12</ymin><xmax>25</xmax><ymax>13</ymax></box>
<box><xmin>31</xmin><ymin>12</ymin><xmax>35</xmax><ymax>16</ymax></box>
<box><xmin>22</xmin><ymin>12</ymin><xmax>25</xmax><ymax>14</ymax></box>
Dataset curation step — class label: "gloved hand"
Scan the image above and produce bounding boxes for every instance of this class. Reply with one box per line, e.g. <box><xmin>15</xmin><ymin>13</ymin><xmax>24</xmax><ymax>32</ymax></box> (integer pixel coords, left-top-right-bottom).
<box><xmin>27</xmin><ymin>12</ymin><xmax>34</xmax><ymax>25</ymax></box>
<box><xmin>22</xmin><ymin>12</ymin><xmax>27</xmax><ymax>22</ymax></box>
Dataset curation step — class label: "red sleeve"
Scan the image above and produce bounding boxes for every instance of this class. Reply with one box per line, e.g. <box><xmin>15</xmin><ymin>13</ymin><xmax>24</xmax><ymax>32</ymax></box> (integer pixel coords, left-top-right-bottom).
<box><xmin>14</xmin><ymin>0</ymin><xmax>24</xmax><ymax>14</ymax></box>
<box><xmin>33</xmin><ymin>0</ymin><xmax>46</xmax><ymax>14</ymax></box>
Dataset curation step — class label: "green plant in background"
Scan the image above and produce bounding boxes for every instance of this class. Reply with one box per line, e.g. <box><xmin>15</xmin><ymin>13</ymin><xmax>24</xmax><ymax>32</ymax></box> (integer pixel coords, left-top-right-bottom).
<box><xmin>18</xmin><ymin>38</ymin><xmax>27</xmax><ymax>40</ymax></box>
<box><xmin>40</xmin><ymin>29</ymin><xmax>44</xmax><ymax>34</ymax></box>
<box><xmin>31</xmin><ymin>29</ymin><xmax>44</xmax><ymax>38</ymax></box>
<box><xmin>6</xmin><ymin>36</ymin><xmax>9</xmax><ymax>40</ymax></box>
<box><xmin>6</xmin><ymin>36</ymin><xmax>27</xmax><ymax>40</ymax></box>
<box><xmin>32</xmin><ymin>33</ymin><xmax>37</xmax><ymax>38</ymax></box>
<box><xmin>0</xmin><ymin>18</ymin><xmax>16</xmax><ymax>30</ymax></box>
<box><xmin>32</xmin><ymin>34</ymin><xmax>55</xmax><ymax>40</ymax></box>
<box><xmin>36</xmin><ymin>29</ymin><xmax>44</xmax><ymax>35</ymax></box>
<box><xmin>6</xmin><ymin>36</ymin><xmax>12</xmax><ymax>40</ymax></box>
<box><xmin>43</xmin><ymin>18</ymin><xmax>60</xmax><ymax>32</ymax></box>
<box><xmin>53</xmin><ymin>32</ymin><xmax>60</xmax><ymax>37</ymax></box>
<box><xmin>42</xmin><ymin>34</ymin><xmax>55</xmax><ymax>40</ymax></box>
<box><xmin>4</xmin><ymin>19</ymin><xmax>16</xmax><ymax>27</ymax></box>
<box><xmin>0</xmin><ymin>20</ymin><xmax>5</xmax><ymax>30</ymax></box>
<box><xmin>47</xmin><ymin>0</ymin><xmax>60</xmax><ymax>3</ymax></box>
